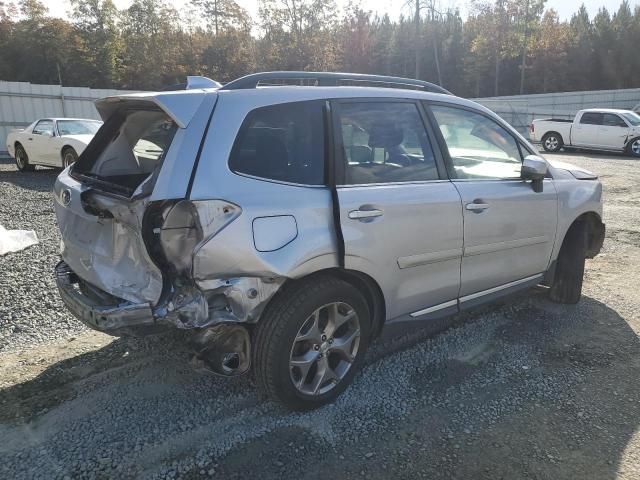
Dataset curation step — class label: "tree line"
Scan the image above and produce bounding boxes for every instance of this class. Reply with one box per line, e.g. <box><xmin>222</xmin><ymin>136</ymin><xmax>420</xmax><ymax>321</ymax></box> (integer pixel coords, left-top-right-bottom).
<box><xmin>0</xmin><ymin>0</ymin><xmax>639</xmax><ymax>97</ymax></box>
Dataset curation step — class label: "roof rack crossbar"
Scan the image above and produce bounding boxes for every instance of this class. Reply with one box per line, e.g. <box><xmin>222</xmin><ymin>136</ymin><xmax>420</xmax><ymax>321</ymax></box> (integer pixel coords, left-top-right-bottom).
<box><xmin>220</xmin><ymin>71</ymin><xmax>451</xmax><ymax>95</ymax></box>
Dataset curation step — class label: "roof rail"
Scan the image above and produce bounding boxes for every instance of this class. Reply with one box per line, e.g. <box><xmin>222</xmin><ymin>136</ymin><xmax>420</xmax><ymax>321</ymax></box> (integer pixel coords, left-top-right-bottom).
<box><xmin>220</xmin><ymin>71</ymin><xmax>451</xmax><ymax>95</ymax></box>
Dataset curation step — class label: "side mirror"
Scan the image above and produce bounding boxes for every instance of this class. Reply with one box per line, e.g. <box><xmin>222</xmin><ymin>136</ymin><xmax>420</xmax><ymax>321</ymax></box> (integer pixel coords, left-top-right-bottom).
<box><xmin>522</xmin><ymin>155</ymin><xmax>548</xmax><ymax>193</ymax></box>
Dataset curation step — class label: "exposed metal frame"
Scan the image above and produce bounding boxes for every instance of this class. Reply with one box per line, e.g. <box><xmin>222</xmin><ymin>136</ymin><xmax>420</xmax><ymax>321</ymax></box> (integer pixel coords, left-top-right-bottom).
<box><xmin>220</xmin><ymin>71</ymin><xmax>452</xmax><ymax>95</ymax></box>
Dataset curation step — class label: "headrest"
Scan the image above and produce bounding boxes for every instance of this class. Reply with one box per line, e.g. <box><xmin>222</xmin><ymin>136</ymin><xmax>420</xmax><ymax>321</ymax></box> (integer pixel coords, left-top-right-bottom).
<box><xmin>368</xmin><ymin>122</ymin><xmax>403</xmax><ymax>148</ymax></box>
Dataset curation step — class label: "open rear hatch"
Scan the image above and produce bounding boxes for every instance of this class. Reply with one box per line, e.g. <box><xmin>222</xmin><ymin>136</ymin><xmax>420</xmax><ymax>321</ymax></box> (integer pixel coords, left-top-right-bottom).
<box><xmin>53</xmin><ymin>90</ymin><xmax>215</xmax><ymax>305</ymax></box>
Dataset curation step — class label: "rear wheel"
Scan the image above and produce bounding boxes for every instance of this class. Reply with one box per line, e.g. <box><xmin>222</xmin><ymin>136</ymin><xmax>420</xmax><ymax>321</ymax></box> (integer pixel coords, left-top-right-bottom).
<box><xmin>62</xmin><ymin>147</ymin><xmax>78</xmax><ymax>168</ymax></box>
<box><xmin>14</xmin><ymin>144</ymin><xmax>35</xmax><ymax>172</ymax></box>
<box><xmin>550</xmin><ymin>222</ymin><xmax>587</xmax><ymax>304</ymax></box>
<box><xmin>253</xmin><ymin>275</ymin><xmax>370</xmax><ymax>410</ymax></box>
<box><xmin>542</xmin><ymin>133</ymin><xmax>563</xmax><ymax>153</ymax></box>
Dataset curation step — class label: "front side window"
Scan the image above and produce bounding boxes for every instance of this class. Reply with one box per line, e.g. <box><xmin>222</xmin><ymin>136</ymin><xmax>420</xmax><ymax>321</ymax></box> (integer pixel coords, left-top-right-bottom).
<box><xmin>229</xmin><ymin>101</ymin><xmax>325</xmax><ymax>185</ymax></box>
<box><xmin>338</xmin><ymin>102</ymin><xmax>438</xmax><ymax>185</ymax></box>
<box><xmin>430</xmin><ymin>105</ymin><xmax>522</xmax><ymax>180</ymax></box>
<box><xmin>580</xmin><ymin>112</ymin><xmax>603</xmax><ymax>125</ymax></box>
<box><xmin>33</xmin><ymin>120</ymin><xmax>54</xmax><ymax>136</ymax></box>
<box><xmin>602</xmin><ymin>113</ymin><xmax>626</xmax><ymax>127</ymax></box>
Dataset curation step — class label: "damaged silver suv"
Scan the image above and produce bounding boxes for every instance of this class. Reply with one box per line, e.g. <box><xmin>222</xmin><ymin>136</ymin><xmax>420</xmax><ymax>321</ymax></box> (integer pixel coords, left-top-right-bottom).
<box><xmin>54</xmin><ymin>72</ymin><xmax>605</xmax><ymax>409</ymax></box>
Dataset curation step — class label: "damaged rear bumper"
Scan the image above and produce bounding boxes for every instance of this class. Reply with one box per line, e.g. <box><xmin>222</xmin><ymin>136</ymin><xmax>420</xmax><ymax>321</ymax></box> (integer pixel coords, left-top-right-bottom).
<box><xmin>55</xmin><ymin>261</ymin><xmax>166</xmax><ymax>336</ymax></box>
<box><xmin>55</xmin><ymin>261</ymin><xmax>253</xmax><ymax>375</ymax></box>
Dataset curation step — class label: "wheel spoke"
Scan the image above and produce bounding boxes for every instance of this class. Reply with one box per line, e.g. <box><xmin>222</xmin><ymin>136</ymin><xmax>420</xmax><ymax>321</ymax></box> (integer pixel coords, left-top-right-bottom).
<box><xmin>290</xmin><ymin>349</ymin><xmax>320</xmax><ymax>384</ymax></box>
<box><xmin>325</xmin><ymin>303</ymin><xmax>356</xmax><ymax>337</ymax></box>
<box><xmin>309</xmin><ymin>356</ymin><xmax>337</xmax><ymax>395</ymax></box>
<box><xmin>295</xmin><ymin>310</ymin><xmax>322</xmax><ymax>343</ymax></box>
<box><xmin>329</xmin><ymin>328</ymin><xmax>360</xmax><ymax>363</ymax></box>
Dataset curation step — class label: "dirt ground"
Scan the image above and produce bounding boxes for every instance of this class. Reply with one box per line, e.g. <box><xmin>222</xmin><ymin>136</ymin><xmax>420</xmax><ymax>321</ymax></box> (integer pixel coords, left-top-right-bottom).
<box><xmin>0</xmin><ymin>150</ymin><xmax>639</xmax><ymax>479</ymax></box>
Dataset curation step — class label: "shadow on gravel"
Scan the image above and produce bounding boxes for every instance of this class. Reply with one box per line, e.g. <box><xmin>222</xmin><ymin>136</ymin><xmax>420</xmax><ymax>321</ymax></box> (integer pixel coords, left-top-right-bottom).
<box><xmin>0</xmin><ymin>168</ymin><xmax>59</xmax><ymax>192</ymax></box>
<box><xmin>0</xmin><ymin>292</ymin><xmax>638</xmax><ymax>480</ymax></box>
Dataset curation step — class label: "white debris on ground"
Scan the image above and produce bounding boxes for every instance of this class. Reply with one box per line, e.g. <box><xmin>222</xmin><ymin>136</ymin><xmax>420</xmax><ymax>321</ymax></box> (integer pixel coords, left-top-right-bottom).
<box><xmin>0</xmin><ymin>224</ymin><xmax>38</xmax><ymax>256</ymax></box>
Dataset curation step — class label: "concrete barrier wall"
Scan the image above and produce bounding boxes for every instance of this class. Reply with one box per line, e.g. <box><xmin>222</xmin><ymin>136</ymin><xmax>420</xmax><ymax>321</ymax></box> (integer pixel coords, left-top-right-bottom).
<box><xmin>473</xmin><ymin>88</ymin><xmax>640</xmax><ymax>135</ymax></box>
<box><xmin>2</xmin><ymin>81</ymin><xmax>640</xmax><ymax>156</ymax></box>
<box><xmin>0</xmin><ymin>81</ymin><xmax>137</xmax><ymax>156</ymax></box>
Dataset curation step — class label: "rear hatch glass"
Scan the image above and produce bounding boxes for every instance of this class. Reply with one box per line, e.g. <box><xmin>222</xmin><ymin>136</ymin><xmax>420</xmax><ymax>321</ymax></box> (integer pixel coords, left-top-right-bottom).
<box><xmin>73</xmin><ymin>108</ymin><xmax>177</xmax><ymax>197</ymax></box>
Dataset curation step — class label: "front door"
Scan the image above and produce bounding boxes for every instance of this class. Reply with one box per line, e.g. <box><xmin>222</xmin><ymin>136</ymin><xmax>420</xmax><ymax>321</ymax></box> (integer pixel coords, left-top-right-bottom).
<box><xmin>599</xmin><ymin>113</ymin><xmax>630</xmax><ymax>150</ymax></box>
<box><xmin>427</xmin><ymin>104</ymin><xmax>558</xmax><ymax>301</ymax></box>
<box><xmin>30</xmin><ymin>119</ymin><xmax>56</xmax><ymax>165</ymax></box>
<box><xmin>333</xmin><ymin>100</ymin><xmax>463</xmax><ymax>322</ymax></box>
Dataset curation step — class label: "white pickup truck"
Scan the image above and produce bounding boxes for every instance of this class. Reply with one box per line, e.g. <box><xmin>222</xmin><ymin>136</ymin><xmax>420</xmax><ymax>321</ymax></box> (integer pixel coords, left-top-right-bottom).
<box><xmin>530</xmin><ymin>108</ymin><xmax>640</xmax><ymax>157</ymax></box>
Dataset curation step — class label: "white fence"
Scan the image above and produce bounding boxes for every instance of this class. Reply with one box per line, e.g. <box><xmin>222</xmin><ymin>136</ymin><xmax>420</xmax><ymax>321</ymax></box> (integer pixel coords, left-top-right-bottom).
<box><xmin>0</xmin><ymin>81</ymin><xmax>137</xmax><ymax>156</ymax></box>
<box><xmin>474</xmin><ymin>88</ymin><xmax>640</xmax><ymax>135</ymax></box>
<box><xmin>2</xmin><ymin>81</ymin><xmax>640</xmax><ymax>156</ymax></box>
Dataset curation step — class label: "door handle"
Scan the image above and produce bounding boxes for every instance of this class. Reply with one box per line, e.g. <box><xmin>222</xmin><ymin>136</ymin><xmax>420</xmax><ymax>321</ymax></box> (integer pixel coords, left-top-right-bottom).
<box><xmin>348</xmin><ymin>208</ymin><xmax>383</xmax><ymax>220</ymax></box>
<box><xmin>465</xmin><ymin>202</ymin><xmax>489</xmax><ymax>212</ymax></box>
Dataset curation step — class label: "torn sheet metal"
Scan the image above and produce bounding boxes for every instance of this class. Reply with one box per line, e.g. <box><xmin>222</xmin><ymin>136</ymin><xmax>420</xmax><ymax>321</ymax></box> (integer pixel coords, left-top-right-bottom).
<box><xmin>198</xmin><ymin>276</ymin><xmax>285</xmax><ymax>323</ymax></box>
<box><xmin>0</xmin><ymin>224</ymin><xmax>38</xmax><ymax>256</ymax></box>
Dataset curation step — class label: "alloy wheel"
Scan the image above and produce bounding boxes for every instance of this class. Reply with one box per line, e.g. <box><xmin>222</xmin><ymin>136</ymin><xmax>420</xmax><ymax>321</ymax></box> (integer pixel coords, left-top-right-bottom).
<box><xmin>64</xmin><ymin>152</ymin><xmax>75</xmax><ymax>168</ymax></box>
<box><xmin>16</xmin><ymin>150</ymin><xmax>25</xmax><ymax>169</ymax></box>
<box><xmin>545</xmin><ymin>136</ymin><xmax>559</xmax><ymax>151</ymax></box>
<box><xmin>632</xmin><ymin>140</ymin><xmax>640</xmax><ymax>156</ymax></box>
<box><xmin>289</xmin><ymin>302</ymin><xmax>361</xmax><ymax>396</ymax></box>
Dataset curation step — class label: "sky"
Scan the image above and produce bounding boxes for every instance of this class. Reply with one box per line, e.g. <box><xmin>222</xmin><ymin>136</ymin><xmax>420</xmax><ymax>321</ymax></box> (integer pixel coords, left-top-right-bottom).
<box><xmin>44</xmin><ymin>0</ymin><xmax>640</xmax><ymax>22</ymax></box>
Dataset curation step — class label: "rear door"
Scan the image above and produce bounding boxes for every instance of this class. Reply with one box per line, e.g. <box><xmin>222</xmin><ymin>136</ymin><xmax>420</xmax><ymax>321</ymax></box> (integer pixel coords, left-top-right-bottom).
<box><xmin>571</xmin><ymin>112</ymin><xmax>603</xmax><ymax>148</ymax></box>
<box><xmin>333</xmin><ymin>99</ymin><xmax>463</xmax><ymax>322</ymax></box>
<box><xmin>599</xmin><ymin>113</ymin><xmax>630</xmax><ymax>150</ymax></box>
<box><xmin>426</xmin><ymin>103</ymin><xmax>557</xmax><ymax>303</ymax></box>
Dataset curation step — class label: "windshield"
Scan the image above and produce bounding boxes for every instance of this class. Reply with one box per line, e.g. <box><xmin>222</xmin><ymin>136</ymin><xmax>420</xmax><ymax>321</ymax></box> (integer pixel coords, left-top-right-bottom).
<box><xmin>57</xmin><ymin>120</ymin><xmax>102</xmax><ymax>136</ymax></box>
<box><xmin>621</xmin><ymin>112</ymin><xmax>640</xmax><ymax>126</ymax></box>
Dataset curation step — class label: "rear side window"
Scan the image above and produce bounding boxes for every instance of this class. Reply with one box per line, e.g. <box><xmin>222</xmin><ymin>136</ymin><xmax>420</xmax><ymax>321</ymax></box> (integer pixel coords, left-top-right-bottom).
<box><xmin>337</xmin><ymin>102</ymin><xmax>438</xmax><ymax>185</ymax></box>
<box><xmin>229</xmin><ymin>101</ymin><xmax>325</xmax><ymax>185</ymax></box>
<box><xmin>580</xmin><ymin>113</ymin><xmax>603</xmax><ymax>125</ymax></box>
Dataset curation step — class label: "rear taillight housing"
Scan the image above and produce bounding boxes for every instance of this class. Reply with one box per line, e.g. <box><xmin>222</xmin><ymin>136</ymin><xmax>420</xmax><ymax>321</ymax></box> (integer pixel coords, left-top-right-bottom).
<box><xmin>158</xmin><ymin>200</ymin><xmax>241</xmax><ymax>276</ymax></box>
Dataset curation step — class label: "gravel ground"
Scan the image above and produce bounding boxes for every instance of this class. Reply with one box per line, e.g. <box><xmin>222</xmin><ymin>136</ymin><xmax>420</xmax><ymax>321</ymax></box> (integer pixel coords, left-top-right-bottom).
<box><xmin>0</xmin><ymin>151</ymin><xmax>639</xmax><ymax>479</ymax></box>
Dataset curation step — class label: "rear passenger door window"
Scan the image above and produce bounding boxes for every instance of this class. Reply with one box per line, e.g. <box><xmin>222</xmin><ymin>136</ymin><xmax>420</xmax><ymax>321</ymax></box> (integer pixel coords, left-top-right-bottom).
<box><xmin>336</xmin><ymin>101</ymin><xmax>439</xmax><ymax>185</ymax></box>
<box><xmin>580</xmin><ymin>112</ymin><xmax>604</xmax><ymax>125</ymax></box>
<box><xmin>229</xmin><ymin>101</ymin><xmax>325</xmax><ymax>185</ymax></box>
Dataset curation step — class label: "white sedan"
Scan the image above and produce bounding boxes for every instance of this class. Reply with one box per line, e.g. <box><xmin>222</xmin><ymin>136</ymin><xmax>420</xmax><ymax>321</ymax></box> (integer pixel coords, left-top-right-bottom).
<box><xmin>6</xmin><ymin>118</ymin><xmax>102</xmax><ymax>171</ymax></box>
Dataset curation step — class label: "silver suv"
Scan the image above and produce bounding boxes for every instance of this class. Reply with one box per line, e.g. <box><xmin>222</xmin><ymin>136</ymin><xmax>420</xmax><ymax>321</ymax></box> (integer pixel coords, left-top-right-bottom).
<box><xmin>53</xmin><ymin>72</ymin><xmax>605</xmax><ymax>409</ymax></box>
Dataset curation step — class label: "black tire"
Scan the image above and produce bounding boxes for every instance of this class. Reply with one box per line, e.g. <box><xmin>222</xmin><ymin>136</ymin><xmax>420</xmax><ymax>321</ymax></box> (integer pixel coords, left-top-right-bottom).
<box><xmin>549</xmin><ymin>222</ymin><xmax>587</xmax><ymax>304</ymax></box>
<box><xmin>626</xmin><ymin>137</ymin><xmax>640</xmax><ymax>158</ymax></box>
<box><xmin>14</xmin><ymin>144</ymin><xmax>35</xmax><ymax>172</ymax></box>
<box><xmin>541</xmin><ymin>133</ymin><xmax>563</xmax><ymax>153</ymax></box>
<box><xmin>253</xmin><ymin>275</ymin><xmax>371</xmax><ymax>410</ymax></box>
<box><xmin>62</xmin><ymin>147</ymin><xmax>78</xmax><ymax>168</ymax></box>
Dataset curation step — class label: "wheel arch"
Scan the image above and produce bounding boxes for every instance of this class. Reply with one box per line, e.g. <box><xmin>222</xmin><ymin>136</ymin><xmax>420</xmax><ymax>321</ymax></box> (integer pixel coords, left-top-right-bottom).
<box><xmin>61</xmin><ymin>145</ymin><xmax>76</xmax><ymax>158</ymax></box>
<box><xmin>277</xmin><ymin>268</ymin><xmax>386</xmax><ymax>338</ymax></box>
<box><xmin>543</xmin><ymin>131</ymin><xmax>564</xmax><ymax>143</ymax></box>
<box><xmin>559</xmin><ymin>211</ymin><xmax>604</xmax><ymax>259</ymax></box>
